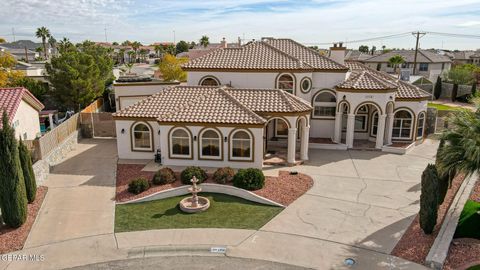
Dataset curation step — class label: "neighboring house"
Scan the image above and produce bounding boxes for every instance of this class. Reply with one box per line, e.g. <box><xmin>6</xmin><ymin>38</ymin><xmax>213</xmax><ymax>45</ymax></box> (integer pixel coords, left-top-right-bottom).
<box><xmin>362</xmin><ymin>50</ymin><xmax>451</xmax><ymax>81</ymax></box>
<box><xmin>345</xmin><ymin>49</ymin><xmax>381</xmax><ymax>62</ymax></box>
<box><xmin>471</xmin><ymin>52</ymin><xmax>480</xmax><ymax>66</ymax></box>
<box><xmin>0</xmin><ymin>87</ymin><xmax>44</xmax><ymax>140</ymax></box>
<box><xmin>14</xmin><ymin>61</ymin><xmax>49</xmax><ymax>83</ymax></box>
<box><xmin>0</xmin><ymin>46</ymin><xmax>38</xmax><ymax>62</ymax></box>
<box><xmin>113</xmin><ymin>38</ymin><xmax>431</xmax><ymax>169</ymax></box>
<box><xmin>178</xmin><ymin>38</ymin><xmax>241</xmax><ymax>60</ymax></box>
<box><xmin>113</xmin><ymin>76</ymin><xmax>180</xmax><ymax>111</ymax></box>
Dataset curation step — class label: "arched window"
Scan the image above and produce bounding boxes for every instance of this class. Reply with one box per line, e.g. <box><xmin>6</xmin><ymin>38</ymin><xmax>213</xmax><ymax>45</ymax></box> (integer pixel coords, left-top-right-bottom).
<box><xmin>393</xmin><ymin>110</ymin><xmax>413</xmax><ymax>139</ymax></box>
<box><xmin>313</xmin><ymin>91</ymin><xmax>336</xmax><ymax>118</ymax></box>
<box><xmin>277</xmin><ymin>74</ymin><xmax>294</xmax><ymax>94</ymax></box>
<box><xmin>132</xmin><ymin>122</ymin><xmax>152</xmax><ymax>151</ymax></box>
<box><xmin>417</xmin><ymin>112</ymin><xmax>425</xmax><ymax>139</ymax></box>
<box><xmin>371</xmin><ymin>111</ymin><xmax>379</xmax><ymax>137</ymax></box>
<box><xmin>200</xmin><ymin>129</ymin><xmax>221</xmax><ymax>159</ymax></box>
<box><xmin>230</xmin><ymin>130</ymin><xmax>252</xmax><ymax>160</ymax></box>
<box><xmin>170</xmin><ymin>127</ymin><xmax>191</xmax><ymax>158</ymax></box>
<box><xmin>199</xmin><ymin>76</ymin><xmax>220</xmax><ymax>86</ymax></box>
<box><xmin>275</xmin><ymin>119</ymin><xmax>289</xmax><ymax>138</ymax></box>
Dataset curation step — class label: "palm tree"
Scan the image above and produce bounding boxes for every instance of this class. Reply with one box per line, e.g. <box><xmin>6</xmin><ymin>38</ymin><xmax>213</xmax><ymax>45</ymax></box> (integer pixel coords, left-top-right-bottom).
<box><xmin>200</xmin><ymin>35</ymin><xmax>209</xmax><ymax>48</ymax></box>
<box><xmin>154</xmin><ymin>45</ymin><xmax>163</xmax><ymax>58</ymax></box>
<box><xmin>35</xmin><ymin>47</ymin><xmax>43</xmax><ymax>60</ymax></box>
<box><xmin>48</xmin><ymin>36</ymin><xmax>57</xmax><ymax>56</ymax></box>
<box><xmin>436</xmin><ymin>98</ymin><xmax>480</xmax><ymax>179</ymax></box>
<box><xmin>125</xmin><ymin>63</ymin><xmax>134</xmax><ymax>74</ymax></box>
<box><xmin>131</xmin><ymin>41</ymin><xmax>141</xmax><ymax>62</ymax></box>
<box><xmin>58</xmin><ymin>37</ymin><xmax>73</xmax><ymax>53</ymax></box>
<box><xmin>119</xmin><ymin>48</ymin><xmax>126</xmax><ymax>64</ymax></box>
<box><xmin>35</xmin><ymin>26</ymin><xmax>51</xmax><ymax>59</ymax></box>
<box><xmin>388</xmin><ymin>55</ymin><xmax>405</xmax><ymax>77</ymax></box>
<box><xmin>127</xmin><ymin>50</ymin><xmax>135</xmax><ymax>63</ymax></box>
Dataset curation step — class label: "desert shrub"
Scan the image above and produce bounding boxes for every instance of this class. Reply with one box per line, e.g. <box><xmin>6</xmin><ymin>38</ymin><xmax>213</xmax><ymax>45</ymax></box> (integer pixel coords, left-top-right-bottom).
<box><xmin>180</xmin><ymin>166</ymin><xmax>207</xmax><ymax>184</ymax></box>
<box><xmin>213</xmin><ymin>167</ymin><xmax>235</xmax><ymax>184</ymax></box>
<box><xmin>233</xmin><ymin>168</ymin><xmax>265</xmax><ymax>191</ymax></box>
<box><xmin>152</xmin><ymin>167</ymin><xmax>176</xmax><ymax>185</ymax></box>
<box><xmin>128</xmin><ymin>177</ymin><xmax>150</xmax><ymax>194</ymax></box>
<box><xmin>419</xmin><ymin>164</ymin><xmax>439</xmax><ymax>234</ymax></box>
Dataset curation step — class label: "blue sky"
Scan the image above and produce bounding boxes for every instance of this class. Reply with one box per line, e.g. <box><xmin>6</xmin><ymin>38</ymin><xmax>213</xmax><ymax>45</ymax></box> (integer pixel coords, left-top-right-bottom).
<box><xmin>1</xmin><ymin>0</ymin><xmax>480</xmax><ymax>50</ymax></box>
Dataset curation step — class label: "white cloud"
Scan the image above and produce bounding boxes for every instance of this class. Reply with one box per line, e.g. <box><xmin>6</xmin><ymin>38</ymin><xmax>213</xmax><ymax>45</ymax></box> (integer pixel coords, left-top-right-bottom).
<box><xmin>457</xmin><ymin>21</ymin><xmax>480</xmax><ymax>27</ymax></box>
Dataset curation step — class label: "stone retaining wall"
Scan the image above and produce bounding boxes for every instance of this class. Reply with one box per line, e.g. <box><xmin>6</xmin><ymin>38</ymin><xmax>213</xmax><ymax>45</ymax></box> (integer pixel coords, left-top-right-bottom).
<box><xmin>441</xmin><ymin>82</ymin><xmax>473</xmax><ymax>98</ymax></box>
<box><xmin>32</xmin><ymin>130</ymin><xmax>81</xmax><ymax>185</ymax></box>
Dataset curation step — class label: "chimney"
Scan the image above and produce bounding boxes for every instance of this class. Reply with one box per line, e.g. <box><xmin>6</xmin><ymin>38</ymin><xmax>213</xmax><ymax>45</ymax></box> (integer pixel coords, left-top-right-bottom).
<box><xmin>221</xmin><ymin>37</ymin><xmax>227</xmax><ymax>48</ymax></box>
<box><xmin>329</xmin><ymin>42</ymin><xmax>346</xmax><ymax>65</ymax></box>
<box><xmin>238</xmin><ymin>36</ymin><xmax>241</xmax><ymax>46</ymax></box>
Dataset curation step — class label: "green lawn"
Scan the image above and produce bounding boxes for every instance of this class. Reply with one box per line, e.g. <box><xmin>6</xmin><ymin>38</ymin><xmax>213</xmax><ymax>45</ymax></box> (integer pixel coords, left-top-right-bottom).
<box><xmin>115</xmin><ymin>193</ymin><xmax>283</xmax><ymax>232</ymax></box>
<box><xmin>428</xmin><ymin>102</ymin><xmax>467</xmax><ymax>111</ymax></box>
<box><xmin>467</xmin><ymin>265</ymin><xmax>480</xmax><ymax>270</ymax></box>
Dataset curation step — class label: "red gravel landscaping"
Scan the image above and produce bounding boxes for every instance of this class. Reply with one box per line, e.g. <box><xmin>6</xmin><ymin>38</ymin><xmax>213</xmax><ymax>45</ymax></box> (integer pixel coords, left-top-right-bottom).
<box><xmin>116</xmin><ymin>164</ymin><xmax>313</xmax><ymax>205</ymax></box>
<box><xmin>391</xmin><ymin>174</ymin><xmax>465</xmax><ymax>265</ymax></box>
<box><xmin>0</xmin><ymin>186</ymin><xmax>47</xmax><ymax>254</ymax></box>
<box><xmin>443</xmin><ymin>178</ymin><xmax>480</xmax><ymax>270</ymax></box>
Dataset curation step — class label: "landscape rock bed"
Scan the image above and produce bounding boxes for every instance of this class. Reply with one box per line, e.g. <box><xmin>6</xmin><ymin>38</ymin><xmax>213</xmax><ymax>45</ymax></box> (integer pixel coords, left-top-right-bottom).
<box><xmin>0</xmin><ymin>186</ymin><xmax>47</xmax><ymax>254</ymax></box>
<box><xmin>443</xmin><ymin>178</ymin><xmax>480</xmax><ymax>270</ymax></box>
<box><xmin>391</xmin><ymin>174</ymin><xmax>465</xmax><ymax>264</ymax></box>
<box><xmin>116</xmin><ymin>164</ymin><xmax>313</xmax><ymax>205</ymax></box>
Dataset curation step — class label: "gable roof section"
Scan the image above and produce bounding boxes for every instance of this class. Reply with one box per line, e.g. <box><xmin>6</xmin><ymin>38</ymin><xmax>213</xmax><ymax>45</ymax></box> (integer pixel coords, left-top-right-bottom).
<box><xmin>364</xmin><ymin>50</ymin><xmax>451</xmax><ymax>63</ymax></box>
<box><xmin>262</xmin><ymin>38</ymin><xmax>347</xmax><ymax>70</ymax></box>
<box><xmin>336</xmin><ymin>71</ymin><xmax>397</xmax><ymax>91</ymax></box>
<box><xmin>182</xmin><ymin>38</ymin><xmax>347</xmax><ymax>72</ymax></box>
<box><xmin>113</xmin><ymin>86</ymin><xmax>312</xmax><ymax>125</ymax></box>
<box><xmin>343</xmin><ymin>61</ymin><xmax>431</xmax><ymax>100</ymax></box>
<box><xmin>224</xmin><ymin>88</ymin><xmax>312</xmax><ymax>113</ymax></box>
<box><xmin>0</xmin><ymin>87</ymin><xmax>44</xmax><ymax>128</ymax></box>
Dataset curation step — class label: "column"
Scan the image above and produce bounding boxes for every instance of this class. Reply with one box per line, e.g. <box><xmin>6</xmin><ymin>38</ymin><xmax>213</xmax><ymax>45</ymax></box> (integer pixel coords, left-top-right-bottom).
<box><xmin>287</xmin><ymin>128</ymin><xmax>297</xmax><ymax>165</ymax></box>
<box><xmin>385</xmin><ymin>113</ymin><xmax>394</xmax><ymax>145</ymax></box>
<box><xmin>333</xmin><ymin>112</ymin><xmax>343</xmax><ymax>143</ymax></box>
<box><xmin>346</xmin><ymin>114</ymin><xmax>355</xmax><ymax>148</ymax></box>
<box><xmin>300</xmin><ymin>125</ymin><xmax>310</xmax><ymax>160</ymax></box>
<box><xmin>375</xmin><ymin>114</ymin><xmax>387</xmax><ymax>149</ymax></box>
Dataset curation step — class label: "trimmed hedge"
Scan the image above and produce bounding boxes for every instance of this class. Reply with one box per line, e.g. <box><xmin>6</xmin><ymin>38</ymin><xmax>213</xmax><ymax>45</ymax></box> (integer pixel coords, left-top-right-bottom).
<box><xmin>152</xmin><ymin>167</ymin><xmax>176</xmax><ymax>185</ymax></box>
<box><xmin>213</xmin><ymin>167</ymin><xmax>235</xmax><ymax>184</ymax></box>
<box><xmin>128</xmin><ymin>177</ymin><xmax>150</xmax><ymax>194</ymax></box>
<box><xmin>233</xmin><ymin>168</ymin><xmax>265</xmax><ymax>191</ymax></box>
<box><xmin>419</xmin><ymin>164</ymin><xmax>439</xmax><ymax>234</ymax></box>
<box><xmin>181</xmin><ymin>166</ymin><xmax>207</xmax><ymax>184</ymax></box>
<box><xmin>18</xmin><ymin>139</ymin><xmax>37</xmax><ymax>203</ymax></box>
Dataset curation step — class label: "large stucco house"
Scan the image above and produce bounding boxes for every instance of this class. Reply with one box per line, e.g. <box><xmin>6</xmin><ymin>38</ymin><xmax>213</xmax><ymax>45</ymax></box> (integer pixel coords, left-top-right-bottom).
<box><xmin>113</xmin><ymin>38</ymin><xmax>431</xmax><ymax>169</ymax></box>
<box><xmin>0</xmin><ymin>87</ymin><xmax>44</xmax><ymax>140</ymax></box>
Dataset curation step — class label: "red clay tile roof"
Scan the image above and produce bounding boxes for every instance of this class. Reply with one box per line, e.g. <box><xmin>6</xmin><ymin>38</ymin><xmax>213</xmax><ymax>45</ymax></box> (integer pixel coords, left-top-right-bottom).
<box><xmin>113</xmin><ymin>86</ymin><xmax>312</xmax><ymax>124</ymax></box>
<box><xmin>0</xmin><ymin>87</ymin><xmax>44</xmax><ymax>128</ymax></box>
<box><xmin>343</xmin><ymin>61</ymin><xmax>431</xmax><ymax>100</ymax></box>
<box><xmin>336</xmin><ymin>71</ymin><xmax>397</xmax><ymax>91</ymax></box>
<box><xmin>183</xmin><ymin>38</ymin><xmax>347</xmax><ymax>71</ymax></box>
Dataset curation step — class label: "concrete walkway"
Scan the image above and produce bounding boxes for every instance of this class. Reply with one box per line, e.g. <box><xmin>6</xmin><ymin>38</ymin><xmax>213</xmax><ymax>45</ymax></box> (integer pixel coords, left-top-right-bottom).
<box><xmin>0</xmin><ymin>139</ymin><xmax>438</xmax><ymax>270</ymax></box>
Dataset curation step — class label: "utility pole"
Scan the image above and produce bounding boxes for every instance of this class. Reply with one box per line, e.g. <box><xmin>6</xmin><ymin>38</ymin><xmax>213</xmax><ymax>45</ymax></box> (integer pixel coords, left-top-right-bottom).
<box><xmin>173</xmin><ymin>30</ymin><xmax>176</xmax><ymax>44</ymax></box>
<box><xmin>412</xmin><ymin>31</ymin><xmax>426</xmax><ymax>75</ymax></box>
<box><xmin>12</xmin><ymin>27</ymin><xmax>15</xmax><ymax>42</ymax></box>
<box><xmin>104</xmin><ymin>25</ymin><xmax>108</xmax><ymax>43</ymax></box>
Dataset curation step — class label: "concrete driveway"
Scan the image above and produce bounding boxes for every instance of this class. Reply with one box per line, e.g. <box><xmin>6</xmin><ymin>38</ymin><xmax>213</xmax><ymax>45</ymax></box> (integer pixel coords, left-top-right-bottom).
<box><xmin>24</xmin><ymin>139</ymin><xmax>117</xmax><ymax>248</ymax></box>
<box><xmin>261</xmin><ymin>139</ymin><xmax>438</xmax><ymax>254</ymax></box>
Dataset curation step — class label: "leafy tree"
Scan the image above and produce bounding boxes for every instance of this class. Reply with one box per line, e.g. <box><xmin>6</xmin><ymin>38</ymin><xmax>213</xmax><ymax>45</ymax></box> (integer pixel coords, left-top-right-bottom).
<box><xmin>58</xmin><ymin>37</ymin><xmax>74</xmax><ymax>54</ymax></box>
<box><xmin>419</xmin><ymin>164</ymin><xmax>439</xmax><ymax>234</ymax></box>
<box><xmin>0</xmin><ymin>111</ymin><xmax>28</xmax><ymax>228</ymax></box>
<box><xmin>358</xmin><ymin>45</ymin><xmax>369</xmax><ymax>53</ymax></box>
<box><xmin>121</xmin><ymin>40</ymin><xmax>132</xmax><ymax>46</ymax></box>
<box><xmin>35</xmin><ymin>26</ymin><xmax>51</xmax><ymax>59</ymax></box>
<box><xmin>436</xmin><ymin>98</ymin><xmax>480</xmax><ymax>179</ymax></box>
<box><xmin>200</xmin><ymin>35</ymin><xmax>209</xmax><ymax>48</ymax></box>
<box><xmin>112</xmin><ymin>41</ymin><xmax>119</xmax><ymax>46</ymax></box>
<box><xmin>444</xmin><ymin>67</ymin><xmax>474</xmax><ymax>102</ymax></box>
<box><xmin>48</xmin><ymin>36</ymin><xmax>57</xmax><ymax>56</ymax></box>
<box><xmin>175</xmin><ymin>41</ymin><xmax>189</xmax><ymax>54</ymax></box>
<box><xmin>0</xmin><ymin>51</ymin><xmax>25</xmax><ymax>88</ymax></box>
<box><xmin>18</xmin><ymin>139</ymin><xmax>36</xmax><ymax>203</ymax></box>
<box><xmin>10</xmin><ymin>77</ymin><xmax>48</xmax><ymax>101</ymax></box>
<box><xmin>388</xmin><ymin>55</ymin><xmax>405</xmax><ymax>77</ymax></box>
<box><xmin>164</xmin><ymin>45</ymin><xmax>176</xmax><ymax>55</ymax></box>
<box><xmin>46</xmin><ymin>42</ymin><xmax>113</xmax><ymax>110</ymax></box>
<box><xmin>158</xmin><ymin>54</ymin><xmax>187</xmax><ymax>82</ymax></box>
<box><xmin>434</xmin><ymin>76</ymin><xmax>442</xmax><ymax>100</ymax></box>
<box><xmin>0</xmin><ymin>37</ymin><xmax>6</xmax><ymax>43</ymax></box>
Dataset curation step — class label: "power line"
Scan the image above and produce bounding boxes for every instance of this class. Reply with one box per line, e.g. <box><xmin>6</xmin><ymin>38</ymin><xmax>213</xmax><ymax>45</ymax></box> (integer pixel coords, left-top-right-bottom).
<box><xmin>426</xmin><ymin>31</ymin><xmax>480</xmax><ymax>39</ymax></box>
<box><xmin>304</xmin><ymin>32</ymin><xmax>411</xmax><ymax>45</ymax></box>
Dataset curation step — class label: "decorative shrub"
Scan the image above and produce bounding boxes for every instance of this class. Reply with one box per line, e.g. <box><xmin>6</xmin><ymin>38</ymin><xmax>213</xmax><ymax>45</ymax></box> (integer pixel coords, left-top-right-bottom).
<box><xmin>454</xmin><ymin>200</ymin><xmax>480</xmax><ymax>239</ymax></box>
<box><xmin>18</xmin><ymin>139</ymin><xmax>37</xmax><ymax>203</ymax></box>
<box><xmin>434</xmin><ymin>76</ymin><xmax>442</xmax><ymax>100</ymax></box>
<box><xmin>128</xmin><ymin>177</ymin><xmax>150</xmax><ymax>194</ymax></box>
<box><xmin>419</xmin><ymin>164</ymin><xmax>439</xmax><ymax>234</ymax></box>
<box><xmin>213</xmin><ymin>167</ymin><xmax>235</xmax><ymax>184</ymax></box>
<box><xmin>181</xmin><ymin>166</ymin><xmax>207</xmax><ymax>184</ymax></box>
<box><xmin>152</xmin><ymin>167</ymin><xmax>176</xmax><ymax>185</ymax></box>
<box><xmin>233</xmin><ymin>168</ymin><xmax>265</xmax><ymax>191</ymax></box>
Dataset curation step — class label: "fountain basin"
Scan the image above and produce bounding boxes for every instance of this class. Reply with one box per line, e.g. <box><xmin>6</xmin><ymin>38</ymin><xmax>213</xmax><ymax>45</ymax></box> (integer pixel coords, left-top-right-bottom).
<box><xmin>179</xmin><ymin>196</ymin><xmax>210</xmax><ymax>213</ymax></box>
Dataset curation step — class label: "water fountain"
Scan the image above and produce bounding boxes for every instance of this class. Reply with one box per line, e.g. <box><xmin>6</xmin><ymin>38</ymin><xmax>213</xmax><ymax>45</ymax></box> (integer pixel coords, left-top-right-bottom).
<box><xmin>179</xmin><ymin>176</ymin><xmax>210</xmax><ymax>213</ymax></box>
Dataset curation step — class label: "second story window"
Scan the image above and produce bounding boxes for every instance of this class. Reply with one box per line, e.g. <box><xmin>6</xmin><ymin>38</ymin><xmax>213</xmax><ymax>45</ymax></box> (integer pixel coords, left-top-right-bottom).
<box><xmin>419</xmin><ymin>63</ymin><xmax>429</xmax><ymax>72</ymax></box>
<box><xmin>277</xmin><ymin>74</ymin><xmax>295</xmax><ymax>94</ymax></box>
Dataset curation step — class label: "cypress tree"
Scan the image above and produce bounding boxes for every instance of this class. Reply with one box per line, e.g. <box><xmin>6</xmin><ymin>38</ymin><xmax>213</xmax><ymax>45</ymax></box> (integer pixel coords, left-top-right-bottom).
<box><xmin>434</xmin><ymin>76</ymin><xmax>442</xmax><ymax>100</ymax></box>
<box><xmin>471</xmin><ymin>83</ymin><xmax>477</xmax><ymax>97</ymax></box>
<box><xmin>0</xmin><ymin>111</ymin><xmax>28</xmax><ymax>228</ymax></box>
<box><xmin>18</xmin><ymin>138</ymin><xmax>37</xmax><ymax>203</ymax></box>
<box><xmin>419</xmin><ymin>164</ymin><xmax>439</xmax><ymax>234</ymax></box>
<box><xmin>451</xmin><ymin>84</ymin><xmax>458</xmax><ymax>102</ymax></box>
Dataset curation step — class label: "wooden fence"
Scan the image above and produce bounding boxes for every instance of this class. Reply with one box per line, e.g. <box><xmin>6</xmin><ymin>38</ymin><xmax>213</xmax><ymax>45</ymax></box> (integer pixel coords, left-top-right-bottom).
<box><xmin>25</xmin><ymin>113</ymin><xmax>80</xmax><ymax>162</ymax></box>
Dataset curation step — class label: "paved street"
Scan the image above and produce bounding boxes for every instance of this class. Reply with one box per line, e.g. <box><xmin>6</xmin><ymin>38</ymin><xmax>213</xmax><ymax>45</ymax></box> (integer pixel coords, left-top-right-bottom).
<box><xmin>0</xmin><ymin>139</ymin><xmax>437</xmax><ymax>270</ymax></box>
